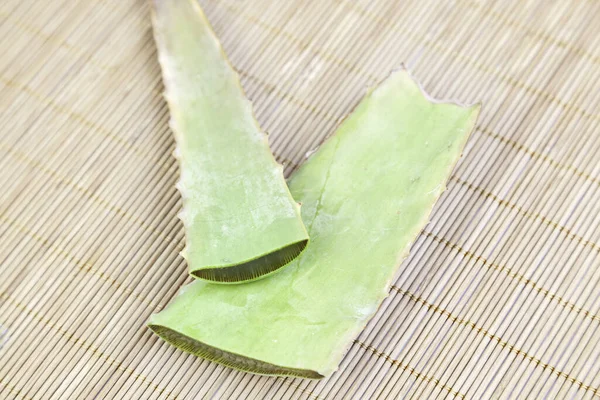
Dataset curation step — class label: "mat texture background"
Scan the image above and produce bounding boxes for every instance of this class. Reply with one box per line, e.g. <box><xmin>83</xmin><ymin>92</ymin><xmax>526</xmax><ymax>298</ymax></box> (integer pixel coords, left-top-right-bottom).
<box><xmin>2</xmin><ymin>0</ymin><xmax>600</xmax><ymax>398</ymax></box>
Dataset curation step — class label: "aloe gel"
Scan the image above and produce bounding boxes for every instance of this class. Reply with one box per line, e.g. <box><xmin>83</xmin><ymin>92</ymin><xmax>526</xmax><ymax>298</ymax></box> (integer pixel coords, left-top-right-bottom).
<box><xmin>151</xmin><ymin>0</ymin><xmax>309</xmax><ymax>283</ymax></box>
<box><xmin>149</xmin><ymin>69</ymin><xmax>481</xmax><ymax>378</ymax></box>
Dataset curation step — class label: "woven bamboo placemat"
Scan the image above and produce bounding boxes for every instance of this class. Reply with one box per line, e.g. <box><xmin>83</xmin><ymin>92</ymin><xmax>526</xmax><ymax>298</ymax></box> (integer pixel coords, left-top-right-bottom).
<box><xmin>1</xmin><ymin>0</ymin><xmax>600</xmax><ymax>398</ymax></box>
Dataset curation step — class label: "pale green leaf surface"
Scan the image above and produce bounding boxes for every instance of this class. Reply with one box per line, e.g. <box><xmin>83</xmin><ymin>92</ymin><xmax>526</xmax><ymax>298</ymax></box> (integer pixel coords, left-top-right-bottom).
<box><xmin>151</xmin><ymin>0</ymin><xmax>309</xmax><ymax>283</ymax></box>
<box><xmin>149</xmin><ymin>69</ymin><xmax>480</xmax><ymax>378</ymax></box>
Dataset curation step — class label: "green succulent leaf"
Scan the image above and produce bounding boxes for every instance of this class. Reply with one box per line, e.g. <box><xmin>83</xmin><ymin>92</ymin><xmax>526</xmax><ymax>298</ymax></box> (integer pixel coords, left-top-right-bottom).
<box><xmin>151</xmin><ymin>0</ymin><xmax>309</xmax><ymax>283</ymax></box>
<box><xmin>149</xmin><ymin>68</ymin><xmax>481</xmax><ymax>378</ymax></box>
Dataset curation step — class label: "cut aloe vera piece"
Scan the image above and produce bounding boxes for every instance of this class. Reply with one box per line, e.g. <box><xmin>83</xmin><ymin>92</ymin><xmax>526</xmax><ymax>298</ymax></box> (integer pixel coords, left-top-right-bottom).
<box><xmin>149</xmin><ymin>69</ymin><xmax>480</xmax><ymax>377</ymax></box>
<box><xmin>151</xmin><ymin>0</ymin><xmax>309</xmax><ymax>282</ymax></box>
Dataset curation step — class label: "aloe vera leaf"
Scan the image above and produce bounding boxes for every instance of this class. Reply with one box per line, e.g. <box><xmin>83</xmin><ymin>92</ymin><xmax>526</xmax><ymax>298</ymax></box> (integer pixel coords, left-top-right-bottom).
<box><xmin>149</xmin><ymin>69</ymin><xmax>481</xmax><ymax>378</ymax></box>
<box><xmin>150</xmin><ymin>0</ymin><xmax>309</xmax><ymax>283</ymax></box>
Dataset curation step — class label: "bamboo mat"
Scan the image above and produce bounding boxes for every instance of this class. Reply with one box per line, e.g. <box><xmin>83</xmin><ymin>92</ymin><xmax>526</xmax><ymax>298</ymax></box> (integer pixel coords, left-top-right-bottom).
<box><xmin>1</xmin><ymin>0</ymin><xmax>600</xmax><ymax>398</ymax></box>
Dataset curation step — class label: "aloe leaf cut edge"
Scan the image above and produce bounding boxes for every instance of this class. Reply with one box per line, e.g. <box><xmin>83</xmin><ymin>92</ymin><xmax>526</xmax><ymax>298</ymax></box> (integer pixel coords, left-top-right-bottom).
<box><xmin>149</xmin><ymin>67</ymin><xmax>481</xmax><ymax>378</ymax></box>
<box><xmin>151</xmin><ymin>0</ymin><xmax>309</xmax><ymax>283</ymax></box>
